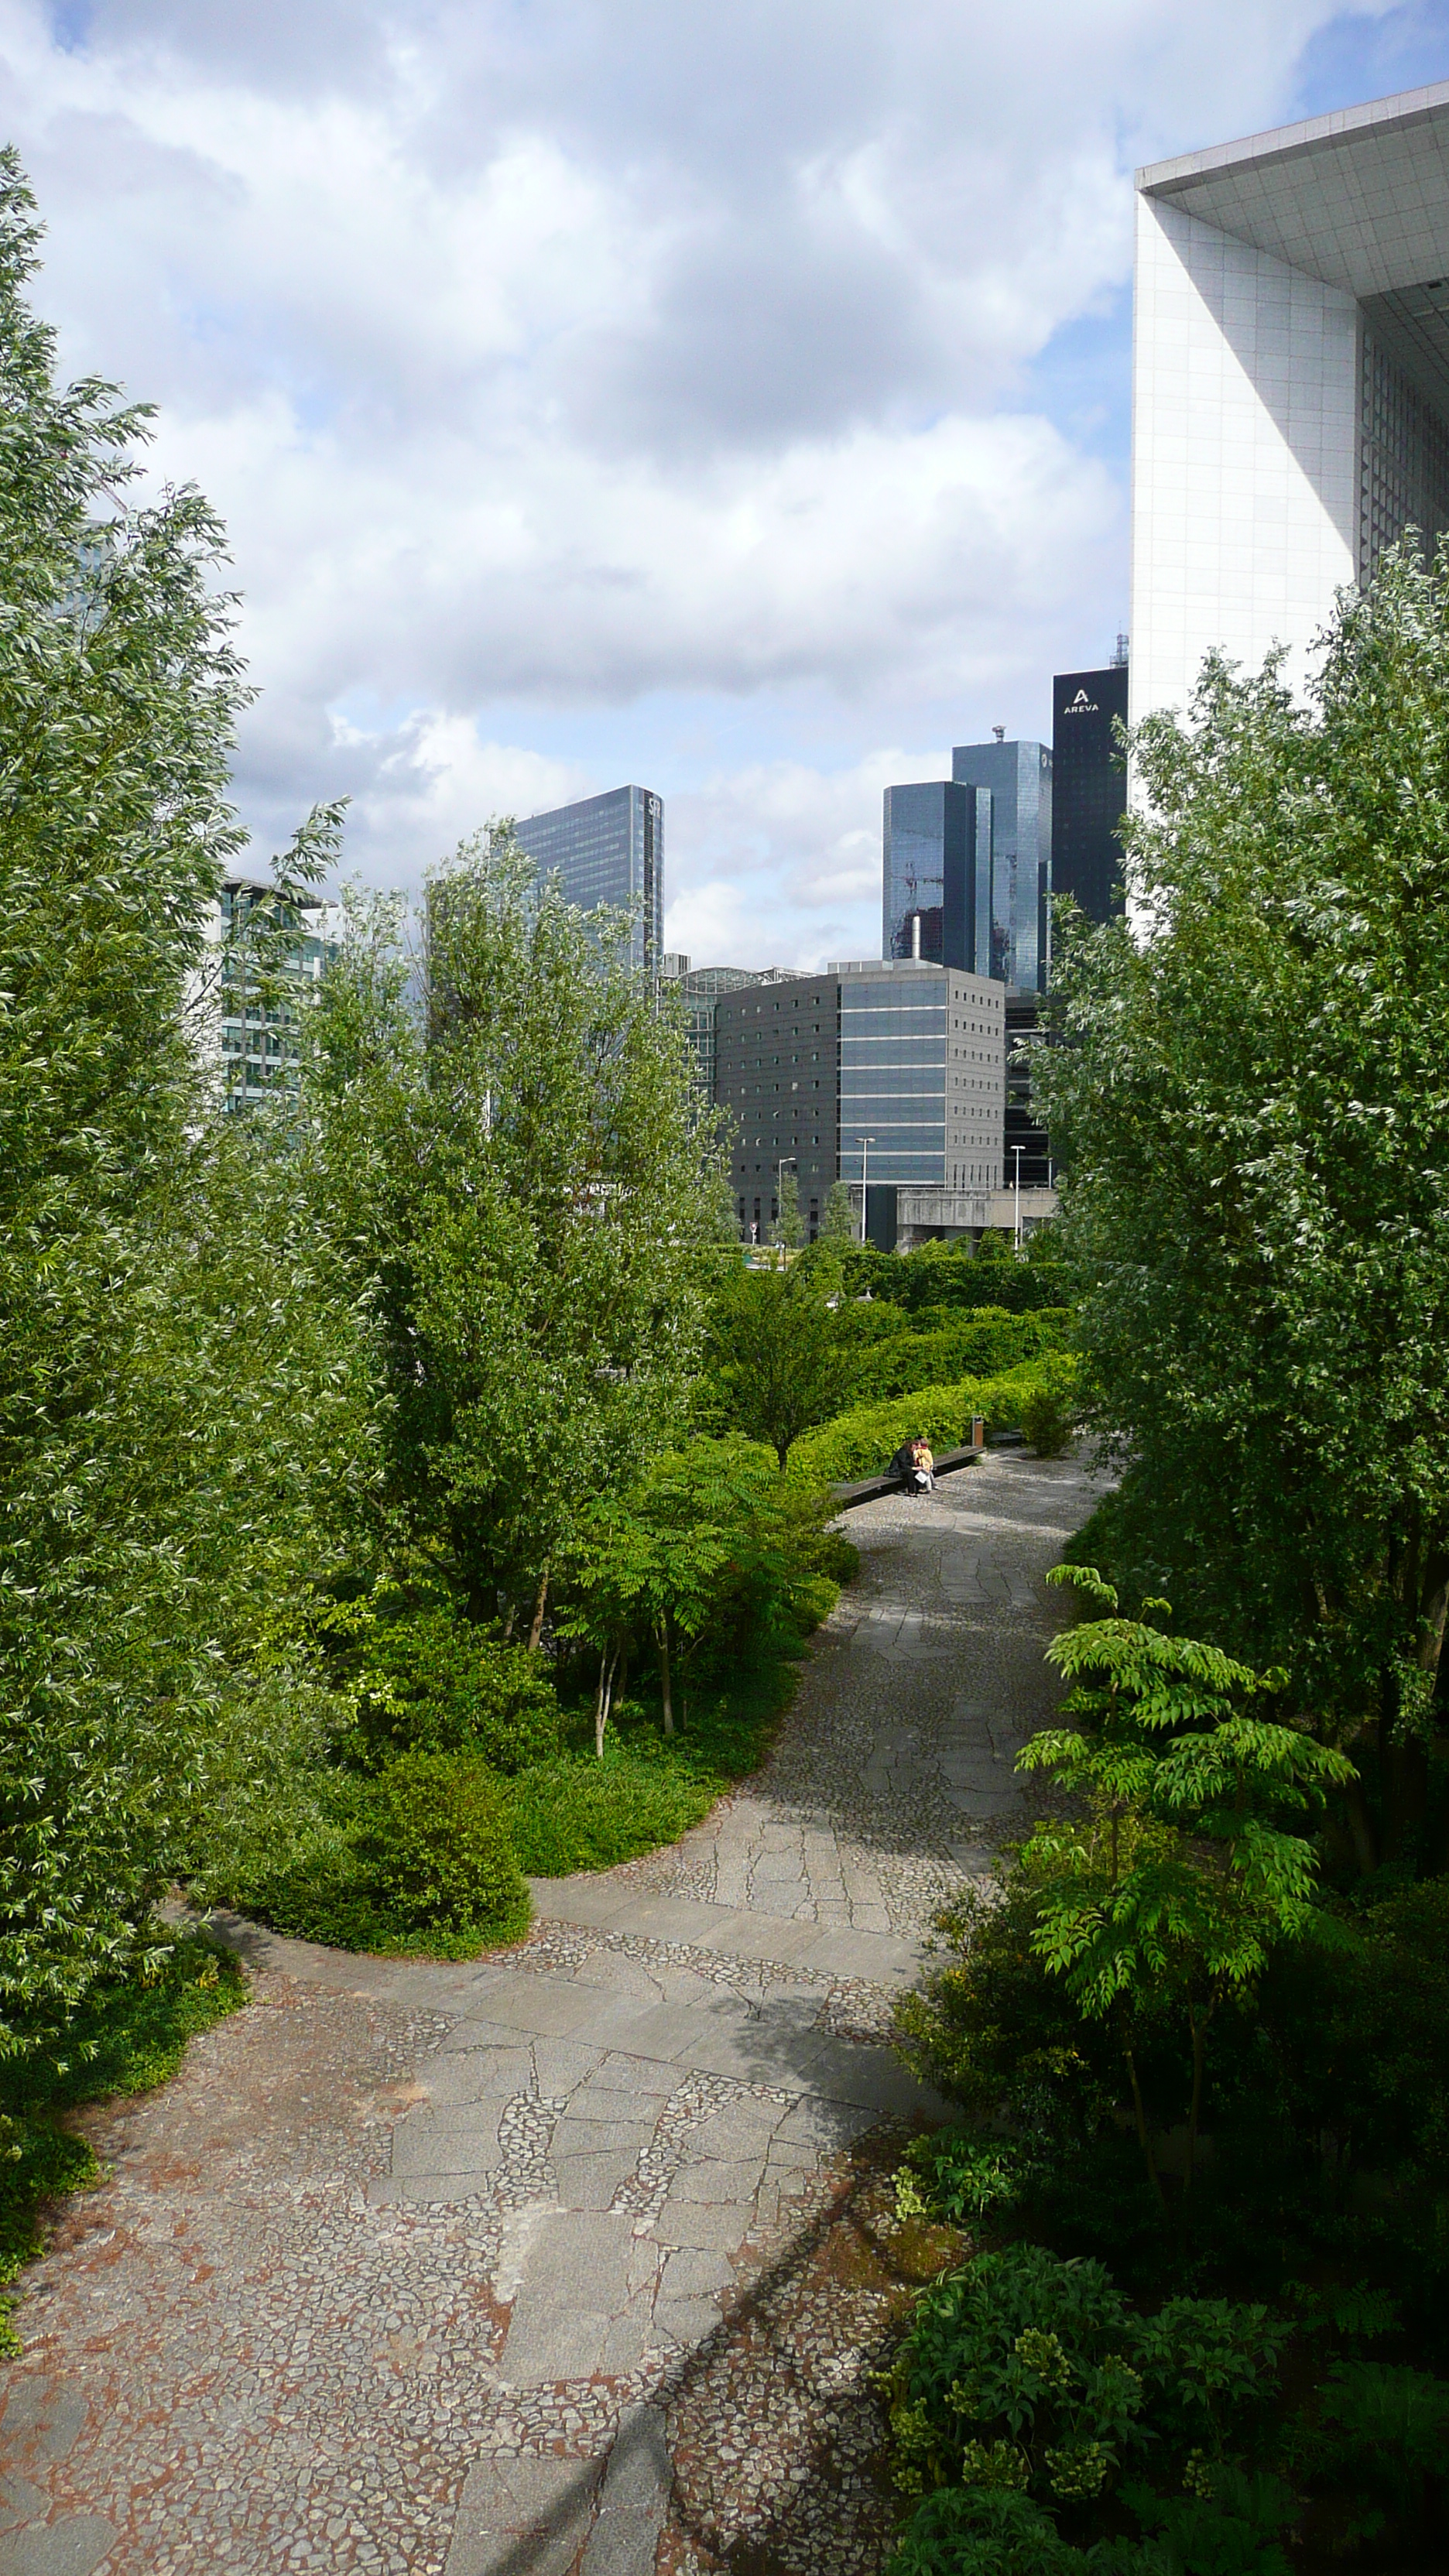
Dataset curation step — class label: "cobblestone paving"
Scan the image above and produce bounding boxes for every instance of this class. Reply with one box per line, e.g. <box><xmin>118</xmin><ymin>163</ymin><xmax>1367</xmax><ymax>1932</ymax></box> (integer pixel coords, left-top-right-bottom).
<box><xmin>0</xmin><ymin>1449</ymin><xmax>1101</xmax><ymax>2576</ymax></box>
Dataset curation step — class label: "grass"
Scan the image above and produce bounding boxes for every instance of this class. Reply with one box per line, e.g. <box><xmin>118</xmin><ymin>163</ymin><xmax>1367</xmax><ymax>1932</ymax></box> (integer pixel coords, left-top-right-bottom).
<box><xmin>0</xmin><ymin>1929</ymin><xmax>245</xmax><ymax>2354</ymax></box>
<box><xmin>508</xmin><ymin>1636</ymin><xmax>805</xmax><ymax>1875</ymax></box>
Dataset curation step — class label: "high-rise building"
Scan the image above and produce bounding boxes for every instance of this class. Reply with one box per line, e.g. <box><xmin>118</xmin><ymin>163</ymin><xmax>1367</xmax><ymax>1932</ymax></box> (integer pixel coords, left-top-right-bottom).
<box><xmin>1132</xmin><ymin>81</ymin><xmax>1449</xmax><ymax>728</ymax></box>
<box><xmin>837</xmin><ymin>961</ymin><xmax>1005</xmax><ymax>1194</ymax></box>
<box><xmin>513</xmin><ymin>785</ymin><xmax>663</xmax><ymax>974</ymax></box>
<box><xmin>713</xmin><ymin>961</ymin><xmax>1006</xmax><ymax>1242</ymax></box>
<box><xmin>713</xmin><ymin>971</ymin><xmax>842</xmax><ymax>1239</ymax></box>
<box><xmin>656</xmin><ymin>955</ymin><xmax>782</xmax><ymax>1100</ymax></box>
<box><xmin>195</xmin><ymin>876</ymin><xmax>337</xmax><ymax>1113</ymax></box>
<box><xmin>882</xmin><ymin>781</ymin><xmax>993</xmax><ymax>971</ymax></box>
<box><xmin>1051</xmin><ymin>655</ymin><xmax>1129</xmax><ymax>929</ymax></box>
<box><xmin>950</xmin><ymin>738</ymin><xmax>1052</xmax><ymax>992</ymax></box>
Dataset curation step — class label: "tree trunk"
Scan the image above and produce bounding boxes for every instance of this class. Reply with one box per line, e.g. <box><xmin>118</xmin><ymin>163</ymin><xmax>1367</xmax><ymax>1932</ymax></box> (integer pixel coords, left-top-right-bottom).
<box><xmin>1345</xmin><ymin>1762</ymin><xmax>1379</xmax><ymax>1875</ymax></box>
<box><xmin>594</xmin><ymin>1649</ymin><xmax>616</xmax><ymax>1760</ymax></box>
<box><xmin>659</xmin><ymin>1619</ymin><xmax>674</xmax><ymax>1738</ymax></box>
<box><xmin>500</xmin><ymin>1605</ymin><xmax>516</xmax><ymax>1644</ymax></box>
<box><xmin>1384</xmin><ymin>1549</ymin><xmax>1449</xmax><ymax>1862</ymax></box>
<box><xmin>1120</xmin><ymin>2014</ymin><xmax>1165</xmax><ymax>2212</ymax></box>
<box><xmin>527</xmin><ymin>1562</ymin><xmax>550</xmax><ymax>1653</ymax></box>
<box><xmin>1184</xmin><ymin>2000</ymin><xmax>1211</xmax><ymax>2199</ymax></box>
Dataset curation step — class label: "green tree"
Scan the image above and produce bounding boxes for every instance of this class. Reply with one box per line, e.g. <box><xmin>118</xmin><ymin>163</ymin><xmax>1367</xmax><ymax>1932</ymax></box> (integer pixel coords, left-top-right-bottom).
<box><xmin>1018</xmin><ymin>1568</ymin><xmax>1355</xmax><ymax>2198</ymax></box>
<box><xmin>0</xmin><ymin>153</ymin><xmax>370</xmax><ymax>2055</ymax></box>
<box><xmin>305</xmin><ymin>837</ymin><xmax>723</xmax><ymax>1630</ymax></box>
<box><xmin>820</xmin><ymin>1179</ymin><xmax>857</xmax><ymax>1242</ymax></box>
<box><xmin>772</xmin><ymin>1164</ymin><xmax>805</xmax><ymax>1249</ymax></box>
<box><xmin>702</xmin><ymin>1255</ymin><xmax>858</xmax><ymax>1468</ymax></box>
<box><xmin>561</xmin><ymin>1435</ymin><xmax>797</xmax><ymax>1743</ymax></box>
<box><xmin>1039</xmin><ymin>539</ymin><xmax>1449</xmax><ymax>1869</ymax></box>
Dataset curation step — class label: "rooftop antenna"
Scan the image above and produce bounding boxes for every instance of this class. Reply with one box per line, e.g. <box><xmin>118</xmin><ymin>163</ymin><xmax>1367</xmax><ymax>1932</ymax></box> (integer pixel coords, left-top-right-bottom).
<box><xmin>1112</xmin><ymin>632</ymin><xmax>1129</xmax><ymax>666</ymax></box>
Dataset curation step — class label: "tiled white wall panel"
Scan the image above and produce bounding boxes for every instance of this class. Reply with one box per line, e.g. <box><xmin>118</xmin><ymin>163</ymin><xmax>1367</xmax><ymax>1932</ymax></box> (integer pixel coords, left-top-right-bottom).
<box><xmin>1130</xmin><ymin>194</ymin><xmax>1358</xmax><ymax>727</ymax></box>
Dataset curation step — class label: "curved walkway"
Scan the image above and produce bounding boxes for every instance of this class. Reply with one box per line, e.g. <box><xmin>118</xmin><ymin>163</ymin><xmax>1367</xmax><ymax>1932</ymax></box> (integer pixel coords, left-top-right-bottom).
<box><xmin>0</xmin><ymin>1449</ymin><xmax>1102</xmax><ymax>2576</ymax></box>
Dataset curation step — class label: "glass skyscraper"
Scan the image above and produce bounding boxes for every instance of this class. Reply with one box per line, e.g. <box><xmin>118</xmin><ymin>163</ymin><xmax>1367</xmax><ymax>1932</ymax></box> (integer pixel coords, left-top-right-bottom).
<box><xmin>1051</xmin><ymin>659</ymin><xmax>1129</xmax><ymax>927</ymax></box>
<box><xmin>512</xmin><ymin>785</ymin><xmax>663</xmax><ymax>975</ymax></box>
<box><xmin>881</xmin><ymin>781</ymin><xmax>993</xmax><ymax>972</ymax></box>
<box><xmin>950</xmin><ymin>738</ymin><xmax>1052</xmax><ymax>992</ymax></box>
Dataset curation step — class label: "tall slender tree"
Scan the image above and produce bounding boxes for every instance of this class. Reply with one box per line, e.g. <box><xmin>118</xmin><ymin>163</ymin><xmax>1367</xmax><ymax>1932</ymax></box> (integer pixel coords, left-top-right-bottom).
<box><xmin>1040</xmin><ymin>539</ymin><xmax>1449</xmax><ymax>1869</ymax></box>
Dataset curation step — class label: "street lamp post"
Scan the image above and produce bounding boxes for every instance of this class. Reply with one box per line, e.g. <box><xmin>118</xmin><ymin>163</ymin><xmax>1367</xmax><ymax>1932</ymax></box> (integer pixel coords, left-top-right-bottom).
<box><xmin>1011</xmin><ymin>1143</ymin><xmax>1025</xmax><ymax>1252</ymax></box>
<box><xmin>857</xmin><ymin>1135</ymin><xmax>875</xmax><ymax>1246</ymax></box>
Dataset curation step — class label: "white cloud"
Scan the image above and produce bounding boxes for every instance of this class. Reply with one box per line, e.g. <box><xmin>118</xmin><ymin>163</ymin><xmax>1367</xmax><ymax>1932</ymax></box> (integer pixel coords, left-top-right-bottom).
<box><xmin>0</xmin><ymin>0</ymin><xmax>1396</xmax><ymax>954</ymax></box>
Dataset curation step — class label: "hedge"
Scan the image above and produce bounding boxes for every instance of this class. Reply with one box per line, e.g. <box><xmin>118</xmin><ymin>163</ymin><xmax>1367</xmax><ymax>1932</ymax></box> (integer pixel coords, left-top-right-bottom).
<box><xmin>788</xmin><ymin>1356</ymin><xmax>1074</xmax><ymax>1486</ymax></box>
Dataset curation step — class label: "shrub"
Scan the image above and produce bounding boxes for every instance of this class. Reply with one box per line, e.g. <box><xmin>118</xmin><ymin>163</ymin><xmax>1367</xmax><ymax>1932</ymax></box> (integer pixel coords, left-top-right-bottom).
<box><xmin>786</xmin><ymin>1362</ymin><xmax>1060</xmax><ymax>1486</ymax></box>
<box><xmin>1020</xmin><ymin>1358</ymin><xmax>1077</xmax><ymax>1457</ymax></box>
<box><xmin>888</xmin><ymin>2485</ymin><xmax>1088</xmax><ymax>2575</ymax></box>
<box><xmin>850</xmin><ymin>1310</ymin><xmax>1074</xmax><ymax>1404</ymax></box>
<box><xmin>366</xmin><ymin>1750</ymin><xmax>529</xmax><ymax>1939</ymax></box>
<box><xmin>352</xmin><ymin>1599</ymin><xmax>560</xmax><ymax>1773</ymax></box>
<box><xmin>886</xmin><ymin>2241</ymin><xmax>1286</xmax><ymax>2518</ymax></box>
<box><xmin>506</xmin><ymin>1750</ymin><xmax>715</xmax><ymax>1875</ymax></box>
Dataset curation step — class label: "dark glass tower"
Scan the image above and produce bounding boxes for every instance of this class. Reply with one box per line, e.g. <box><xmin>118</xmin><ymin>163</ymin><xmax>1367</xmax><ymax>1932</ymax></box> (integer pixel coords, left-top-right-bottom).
<box><xmin>1051</xmin><ymin>662</ymin><xmax>1129</xmax><ymax>927</ymax></box>
<box><xmin>513</xmin><ymin>785</ymin><xmax>663</xmax><ymax>974</ymax></box>
<box><xmin>882</xmin><ymin>780</ymin><xmax>993</xmax><ymax>971</ymax></box>
<box><xmin>949</xmin><ymin>739</ymin><xmax>1052</xmax><ymax>992</ymax></box>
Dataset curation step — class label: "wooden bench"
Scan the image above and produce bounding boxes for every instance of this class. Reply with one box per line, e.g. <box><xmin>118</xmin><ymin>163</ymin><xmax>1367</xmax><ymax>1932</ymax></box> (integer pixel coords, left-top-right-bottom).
<box><xmin>831</xmin><ymin>1424</ymin><xmax>986</xmax><ymax>1512</ymax></box>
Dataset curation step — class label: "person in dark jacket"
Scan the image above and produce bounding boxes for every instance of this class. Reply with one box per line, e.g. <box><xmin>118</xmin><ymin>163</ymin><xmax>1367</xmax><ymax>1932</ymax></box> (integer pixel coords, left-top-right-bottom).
<box><xmin>891</xmin><ymin>1437</ymin><xmax>933</xmax><ymax>1496</ymax></box>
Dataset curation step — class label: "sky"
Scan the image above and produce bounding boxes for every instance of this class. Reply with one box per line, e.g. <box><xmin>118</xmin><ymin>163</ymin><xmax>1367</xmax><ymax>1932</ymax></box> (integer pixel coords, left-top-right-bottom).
<box><xmin>8</xmin><ymin>0</ymin><xmax>1449</xmax><ymax>966</ymax></box>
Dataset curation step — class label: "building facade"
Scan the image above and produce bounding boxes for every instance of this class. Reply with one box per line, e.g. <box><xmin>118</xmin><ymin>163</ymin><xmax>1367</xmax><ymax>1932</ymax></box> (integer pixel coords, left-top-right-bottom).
<box><xmin>512</xmin><ymin>785</ymin><xmax>663</xmax><ymax>973</ymax></box>
<box><xmin>882</xmin><ymin>780</ymin><xmax>993</xmax><ymax>971</ymax></box>
<box><xmin>197</xmin><ymin>876</ymin><xmax>337</xmax><ymax>1113</ymax></box>
<box><xmin>1051</xmin><ymin>656</ymin><xmax>1129</xmax><ymax>928</ymax></box>
<box><xmin>714</xmin><ymin>972</ymin><xmax>841</xmax><ymax>1239</ymax></box>
<box><xmin>949</xmin><ymin>738</ymin><xmax>1052</xmax><ymax>992</ymax></box>
<box><xmin>657</xmin><ymin>956</ymin><xmax>781</xmax><ymax>1100</ymax></box>
<box><xmin>837</xmin><ymin>961</ymin><xmax>1005</xmax><ymax>1194</ymax></box>
<box><xmin>1132</xmin><ymin>80</ymin><xmax>1449</xmax><ymax>727</ymax></box>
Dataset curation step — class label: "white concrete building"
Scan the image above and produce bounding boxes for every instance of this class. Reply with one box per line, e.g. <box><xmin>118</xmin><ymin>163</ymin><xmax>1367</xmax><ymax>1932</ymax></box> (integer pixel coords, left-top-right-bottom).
<box><xmin>1132</xmin><ymin>80</ymin><xmax>1449</xmax><ymax>726</ymax></box>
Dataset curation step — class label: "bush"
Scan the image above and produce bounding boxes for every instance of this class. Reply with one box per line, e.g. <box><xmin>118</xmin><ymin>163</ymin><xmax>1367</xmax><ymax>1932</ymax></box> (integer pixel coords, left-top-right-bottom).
<box><xmin>1020</xmin><ymin>1358</ymin><xmax>1077</xmax><ymax>1457</ymax></box>
<box><xmin>366</xmin><ymin>1751</ymin><xmax>529</xmax><ymax>1940</ymax></box>
<box><xmin>350</xmin><ymin>1597</ymin><xmax>560</xmax><ymax>1773</ymax></box>
<box><xmin>849</xmin><ymin>1310</ymin><xmax>1074</xmax><ymax>1404</ymax></box>
<box><xmin>787</xmin><ymin>1361</ymin><xmax>1065</xmax><ymax>1486</ymax></box>
<box><xmin>507</xmin><ymin>1749</ymin><xmax>716</xmax><ymax>1875</ymax></box>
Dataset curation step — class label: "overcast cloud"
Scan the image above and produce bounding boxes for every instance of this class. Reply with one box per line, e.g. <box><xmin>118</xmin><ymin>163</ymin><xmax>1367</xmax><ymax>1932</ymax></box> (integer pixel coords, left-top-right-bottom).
<box><xmin>2</xmin><ymin>0</ymin><xmax>1439</xmax><ymax>961</ymax></box>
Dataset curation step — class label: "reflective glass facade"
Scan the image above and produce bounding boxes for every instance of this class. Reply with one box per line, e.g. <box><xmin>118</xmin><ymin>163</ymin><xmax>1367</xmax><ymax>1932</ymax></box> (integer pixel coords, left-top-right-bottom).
<box><xmin>950</xmin><ymin>739</ymin><xmax>1052</xmax><ymax>992</ymax></box>
<box><xmin>513</xmin><ymin>784</ymin><xmax>663</xmax><ymax>974</ymax></box>
<box><xmin>1051</xmin><ymin>663</ymin><xmax>1128</xmax><ymax>929</ymax></box>
<box><xmin>658</xmin><ymin>958</ymin><xmax>778</xmax><ymax>1100</ymax></box>
<box><xmin>838</xmin><ymin>964</ymin><xmax>1004</xmax><ymax>1191</ymax></box>
<box><xmin>882</xmin><ymin>781</ymin><xmax>992</xmax><ymax>971</ymax></box>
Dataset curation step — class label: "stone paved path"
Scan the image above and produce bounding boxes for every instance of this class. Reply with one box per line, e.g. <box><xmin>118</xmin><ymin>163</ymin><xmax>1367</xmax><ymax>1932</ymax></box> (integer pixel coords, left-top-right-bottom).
<box><xmin>0</xmin><ymin>1448</ymin><xmax>1101</xmax><ymax>2576</ymax></box>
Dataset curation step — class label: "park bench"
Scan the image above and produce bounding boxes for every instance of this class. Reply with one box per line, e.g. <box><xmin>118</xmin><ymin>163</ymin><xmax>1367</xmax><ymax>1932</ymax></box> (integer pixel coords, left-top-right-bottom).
<box><xmin>830</xmin><ymin>1419</ymin><xmax>987</xmax><ymax>1512</ymax></box>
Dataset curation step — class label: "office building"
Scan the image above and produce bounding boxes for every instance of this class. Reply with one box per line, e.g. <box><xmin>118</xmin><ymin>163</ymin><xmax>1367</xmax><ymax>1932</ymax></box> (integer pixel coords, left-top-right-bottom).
<box><xmin>656</xmin><ymin>955</ymin><xmax>781</xmax><ymax>1100</ymax></box>
<box><xmin>949</xmin><ymin>737</ymin><xmax>1052</xmax><ymax>993</ymax></box>
<box><xmin>513</xmin><ymin>785</ymin><xmax>663</xmax><ymax>974</ymax></box>
<box><xmin>714</xmin><ymin>960</ymin><xmax>1005</xmax><ymax>1242</ymax></box>
<box><xmin>714</xmin><ymin>971</ymin><xmax>842</xmax><ymax>1239</ymax></box>
<box><xmin>882</xmin><ymin>781</ymin><xmax>993</xmax><ymax>971</ymax></box>
<box><xmin>1132</xmin><ymin>80</ymin><xmax>1449</xmax><ymax>728</ymax></box>
<box><xmin>196</xmin><ymin>876</ymin><xmax>337</xmax><ymax>1113</ymax></box>
<box><xmin>1051</xmin><ymin>652</ymin><xmax>1129</xmax><ymax>928</ymax></box>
